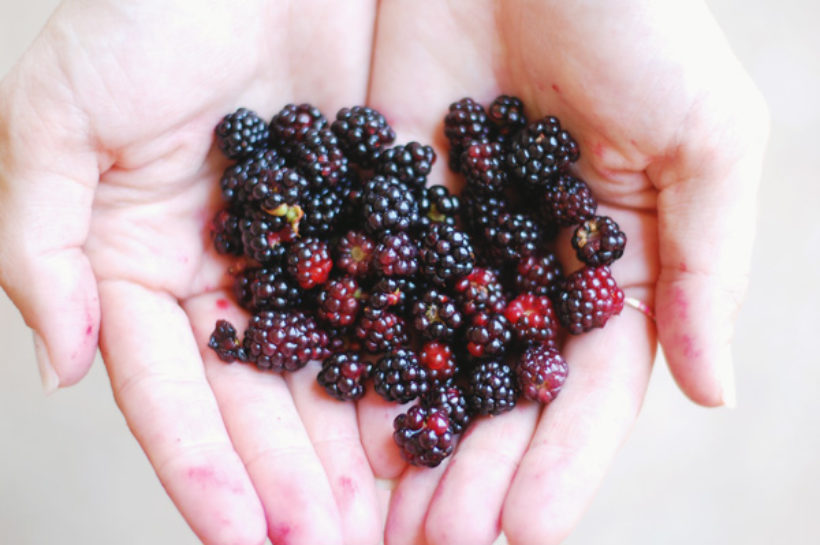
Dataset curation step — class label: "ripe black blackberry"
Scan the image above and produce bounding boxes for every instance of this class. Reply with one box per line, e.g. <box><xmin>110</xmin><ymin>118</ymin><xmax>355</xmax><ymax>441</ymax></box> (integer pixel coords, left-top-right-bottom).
<box><xmin>482</xmin><ymin>212</ymin><xmax>542</xmax><ymax>263</ymax></box>
<box><xmin>296</xmin><ymin>127</ymin><xmax>349</xmax><ymax>189</ymax></box>
<box><xmin>376</xmin><ymin>142</ymin><xmax>436</xmax><ymax>194</ymax></box>
<box><xmin>487</xmin><ymin>95</ymin><xmax>527</xmax><ymax>145</ymax></box>
<box><xmin>317</xmin><ymin>351</ymin><xmax>371</xmax><ymax>401</ymax></box>
<box><xmin>249</xmin><ymin>167</ymin><xmax>310</xmax><ymax>213</ymax></box>
<box><xmin>393</xmin><ymin>405</ymin><xmax>455</xmax><ymax>467</ymax></box>
<box><xmin>270</xmin><ymin>103</ymin><xmax>328</xmax><ymax>158</ymax></box>
<box><xmin>507</xmin><ymin>116</ymin><xmax>579</xmax><ymax>187</ymax></box>
<box><xmin>360</xmin><ymin>176</ymin><xmax>419</xmax><ymax>235</ymax></box>
<box><xmin>373</xmin><ymin>232</ymin><xmax>419</xmax><ymax>278</ymax></box>
<box><xmin>373</xmin><ymin>348</ymin><xmax>428</xmax><ymax>403</ymax></box>
<box><xmin>215</xmin><ymin>108</ymin><xmax>271</xmax><ymax>160</ymax></box>
<box><xmin>453</xmin><ymin>268</ymin><xmax>507</xmax><ymax>317</ymax></box>
<box><xmin>461</xmin><ymin>186</ymin><xmax>510</xmax><ymax>238</ymax></box>
<box><xmin>418</xmin><ymin>185</ymin><xmax>460</xmax><ymax>229</ymax></box>
<box><xmin>234</xmin><ymin>266</ymin><xmax>302</xmax><ymax>312</ymax></box>
<box><xmin>504</xmin><ymin>293</ymin><xmax>559</xmax><ymax>345</ymax></box>
<box><xmin>443</xmin><ymin>97</ymin><xmax>490</xmax><ymax>172</ymax></box>
<box><xmin>515</xmin><ymin>252</ymin><xmax>564</xmax><ymax>298</ymax></box>
<box><xmin>516</xmin><ymin>344</ymin><xmax>568</xmax><ymax>405</ymax></box>
<box><xmin>467</xmin><ymin>360</ymin><xmax>517</xmax><ymax>416</ymax></box>
<box><xmin>354</xmin><ymin>306</ymin><xmax>409</xmax><ymax>354</ymax></box>
<box><xmin>211</xmin><ymin>208</ymin><xmax>244</xmax><ymax>256</ymax></box>
<box><xmin>465</xmin><ymin>312</ymin><xmax>513</xmax><ymax>359</ymax></box>
<box><xmin>301</xmin><ymin>187</ymin><xmax>343</xmax><ymax>237</ymax></box>
<box><xmin>572</xmin><ymin>215</ymin><xmax>627</xmax><ymax>267</ymax></box>
<box><xmin>367</xmin><ymin>276</ymin><xmax>424</xmax><ymax>314</ymax></box>
<box><xmin>411</xmin><ymin>288</ymin><xmax>463</xmax><ymax>341</ymax></box>
<box><xmin>334</xmin><ymin>230</ymin><xmax>375</xmax><ymax>278</ymax></box>
<box><xmin>331</xmin><ymin>106</ymin><xmax>396</xmax><ymax>167</ymax></box>
<box><xmin>208</xmin><ymin>320</ymin><xmax>244</xmax><ymax>362</ymax></box>
<box><xmin>286</xmin><ymin>238</ymin><xmax>333</xmax><ymax>290</ymax></box>
<box><xmin>461</xmin><ymin>141</ymin><xmax>509</xmax><ymax>195</ymax></box>
<box><xmin>540</xmin><ymin>174</ymin><xmax>597</xmax><ymax>227</ymax></box>
<box><xmin>241</xmin><ymin>310</ymin><xmax>329</xmax><ymax>372</ymax></box>
<box><xmin>424</xmin><ymin>380</ymin><xmax>471</xmax><ymax>434</ymax></box>
<box><xmin>220</xmin><ymin>149</ymin><xmax>286</xmax><ymax>206</ymax></box>
<box><xmin>419</xmin><ymin>223</ymin><xmax>475</xmax><ymax>286</ymax></box>
<box><xmin>419</xmin><ymin>341</ymin><xmax>457</xmax><ymax>383</ymax></box>
<box><xmin>316</xmin><ymin>275</ymin><xmax>363</xmax><ymax>327</ymax></box>
<box><xmin>556</xmin><ymin>266</ymin><xmax>625</xmax><ymax>334</ymax></box>
<box><xmin>239</xmin><ymin>210</ymin><xmax>294</xmax><ymax>264</ymax></box>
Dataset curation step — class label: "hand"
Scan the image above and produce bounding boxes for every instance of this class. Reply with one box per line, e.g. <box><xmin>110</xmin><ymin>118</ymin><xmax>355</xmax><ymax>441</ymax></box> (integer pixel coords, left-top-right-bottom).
<box><xmin>363</xmin><ymin>2</ymin><xmax>767</xmax><ymax>544</ymax></box>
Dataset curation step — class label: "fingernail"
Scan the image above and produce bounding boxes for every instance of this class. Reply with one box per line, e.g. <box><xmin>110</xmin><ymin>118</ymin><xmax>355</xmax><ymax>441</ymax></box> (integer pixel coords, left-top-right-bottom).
<box><xmin>718</xmin><ymin>355</ymin><xmax>736</xmax><ymax>409</ymax></box>
<box><xmin>33</xmin><ymin>331</ymin><xmax>59</xmax><ymax>395</ymax></box>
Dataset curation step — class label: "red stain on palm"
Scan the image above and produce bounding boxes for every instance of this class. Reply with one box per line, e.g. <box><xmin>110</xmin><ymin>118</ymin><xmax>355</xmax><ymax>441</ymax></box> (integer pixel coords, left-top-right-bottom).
<box><xmin>551</xmin><ymin>83</ymin><xmax>561</xmax><ymax>93</ymax></box>
<box><xmin>680</xmin><ymin>334</ymin><xmax>702</xmax><ymax>359</ymax></box>
<box><xmin>85</xmin><ymin>324</ymin><xmax>93</xmax><ymax>336</ymax></box>
<box><xmin>673</xmin><ymin>286</ymin><xmax>688</xmax><ymax>320</ymax></box>
<box><xmin>339</xmin><ymin>476</ymin><xmax>357</xmax><ymax>499</ymax></box>
<box><xmin>593</xmin><ymin>141</ymin><xmax>605</xmax><ymax>158</ymax></box>
<box><xmin>271</xmin><ymin>523</ymin><xmax>291</xmax><ymax>545</ymax></box>
<box><xmin>216</xmin><ymin>298</ymin><xmax>230</xmax><ymax>310</ymax></box>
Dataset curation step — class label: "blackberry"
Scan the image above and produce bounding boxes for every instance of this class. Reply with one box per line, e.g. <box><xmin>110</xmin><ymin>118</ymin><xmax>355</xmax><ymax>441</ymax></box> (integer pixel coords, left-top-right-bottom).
<box><xmin>367</xmin><ymin>276</ymin><xmax>421</xmax><ymax>313</ymax></box>
<box><xmin>211</xmin><ymin>208</ymin><xmax>244</xmax><ymax>256</ymax></box>
<box><xmin>220</xmin><ymin>149</ymin><xmax>286</xmax><ymax>206</ymax></box>
<box><xmin>418</xmin><ymin>341</ymin><xmax>457</xmax><ymax>383</ymax></box>
<box><xmin>296</xmin><ymin>127</ymin><xmax>348</xmax><ymax>189</ymax></box>
<box><xmin>270</xmin><ymin>103</ymin><xmax>328</xmax><ymax>158</ymax></box>
<box><xmin>286</xmin><ymin>238</ymin><xmax>333</xmax><ymax>290</ymax></box>
<box><xmin>317</xmin><ymin>351</ymin><xmax>371</xmax><ymax>401</ymax></box>
<box><xmin>301</xmin><ymin>187</ymin><xmax>343</xmax><ymax>237</ymax></box>
<box><xmin>215</xmin><ymin>108</ymin><xmax>271</xmax><ymax>160</ymax></box>
<box><xmin>323</xmin><ymin>325</ymin><xmax>362</xmax><ymax>354</ymax></box>
<box><xmin>515</xmin><ymin>252</ymin><xmax>564</xmax><ymax>298</ymax></box>
<box><xmin>373</xmin><ymin>347</ymin><xmax>428</xmax><ymax>403</ymax></box>
<box><xmin>331</xmin><ymin>105</ymin><xmax>395</xmax><ymax>167</ymax></box>
<box><xmin>354</xmin><ymin>306</ymin><xmax>409</xmax><ymax>354</ymax></box>
<box><xmin>373</xmin><ymin>231</ymin><xmax>419</xmax><ymax>278</ymax></box>
<box><xmin>482</xmin><ymin>212</ymin><xmax>542</xmax><ymax>263</ymax></box>
<box><xmin>504</xmin><ymin>293</ymin><xmax>559</xmax><ymax>345</ymax></box>
<box><xmin>419</xmin><ymin>223</ymin><xmax>475</xmax><ymax>286</ymax></box>
<box><xmin>418</xmin><ymin>185</ymin><xmax>460</xmax><ymax>229</ymax></box>
<box><xmin>443</xmin><ymin>97</ymin><xmax>490</xmax><ymax>172</ymax></box>
<box><xmin>250</xmin><ymin>167</ymin><xmax>310</xmax><ymax>211</ymax></box>
<box><xmin>487</xmin><ymin>95</ymin><xmax>527</xmax><ymax>144</ymax></box>
<box><xmin>234</xmin><ymin>266</ymin><xmax>301</xmax><ymax>312</ymax></box>
<box><xmin>393</xmin><ymin>405</ymin><xmax>455</xmax><ymax>467</ymax></box>
<box><xmin>453</xmin><ymin>268</ymin><xmax>507</xmax><ymax>317</ymax></box>
<box><xmin>242</xmin><ymin>310</ymin><xmax>329</xmax><ymax>372</ymax></box>
<box><xmin>540</xmin><ymin>174</ymin><xmax>597</xmax><ymax>227</ymax></box>
<box><xmin>464</xmin><ymin>313</ymin><xmax>512</xmax><ymax>359</ymax></box>
<box><xmin>572</xmin><ymin>215</ymin><xmax>627</xmax><ymax>267</ymax></box>
<box><xmin>208</xmin><ymin>320</ymin><xmax>243</xmax><ymax>362</ymax></box>
<box><xmin>461</xmin><ymin>187</ymin><xmax>510</xmax><ymax>238</ymax></box>
<box><xmin>376</xmin><ymin>142</ymin><xmax>436</xmax><ymax>194</ymax></box>
<box><xmin>411</xmin><ymin>289</ymin><xmax>463</xmax><ymax>341</ymax></box>
<box><xmin>360</xmin><ymin>176</ymin><xmax>419</xmax><ymax>235</ymax></box>
<box><xmin>461</xmin><ymin>141</ymin><xmax>509</xmax><ymax>195</ymax></box>
<box><xmin>334</xmin><ymin>230</ymin><xmax>375</xmax><ymax>278</ymax></box>
<box><xmin>516</xmin><ymin>344</ymin><xmax>568</xmax><ymax>405</ymax></box>
<box><xmin>316</xmin><ymin>275</ymin><xmax>363</xmax><ymax>327</ymax></box>
<box><xmin>556</xmin><ymin>266</ymin><xmax>625</xmax><ymax>334</ymax></box>
<box><xmin>507</xmin><ymin>116</ymin><xmax>579</xmax><ymax>187</ymax></box>
<box><xmin>239</xmin><ymin>210</ymin><xmax>294</xmax><ymax>264</ymax></box>
<box><xmin>467</xmin><ymin>360</ymin><xmax>517</xmax><ymax>416</ymax></box>
<box><xmin>424</xmin><ymin>380</ymin><xmax>471</xmax><ymax>434</ymax></box>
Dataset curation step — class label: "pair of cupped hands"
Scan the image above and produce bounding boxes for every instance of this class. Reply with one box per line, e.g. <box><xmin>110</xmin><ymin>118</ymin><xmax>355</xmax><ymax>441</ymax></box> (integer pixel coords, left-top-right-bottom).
<box><xmin>0</xmin><ymin>1</ymin><xmax>768</xmax><ymax>544</ymax></box>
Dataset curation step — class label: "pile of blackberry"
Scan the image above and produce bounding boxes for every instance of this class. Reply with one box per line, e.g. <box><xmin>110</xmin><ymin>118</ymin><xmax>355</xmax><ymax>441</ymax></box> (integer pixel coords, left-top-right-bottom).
<box><xmin>208</xmin><ymin>97</ymin><xmax>627</xmax><ymax>468</ymax></box>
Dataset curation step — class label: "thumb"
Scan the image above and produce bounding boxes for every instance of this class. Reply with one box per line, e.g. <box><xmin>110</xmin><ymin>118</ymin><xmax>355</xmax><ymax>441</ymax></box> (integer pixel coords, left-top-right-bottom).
<box><xmin>0</xmin><ymin>48</ymin><xmax>100</xmax><ymax>392</ymax></box>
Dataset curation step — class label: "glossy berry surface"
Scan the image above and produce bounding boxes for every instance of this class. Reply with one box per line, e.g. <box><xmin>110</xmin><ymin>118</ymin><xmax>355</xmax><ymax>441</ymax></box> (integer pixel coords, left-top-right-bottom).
<box><xmin>354</xmin><ymin>306</ymin><xmax>409</xmax><ymax>354</ymax></box>
<box><xmin>465</xmin><ymin>313</ymin><xmax>513</xmax><ymax>359</ymax></box>
<box><xmin>556</xmin><ymin>266</ymin><xmax>625</xmax><ymax>334</ymax></box>
<box><xmin>287</xmin><ymin>238</ymin><xmax>333</xmax><ymax>289</ymax></box>
<box><xmin>394</xmin><ymin>405</ymin><xmax>455</xmax><ymax>467</ymax></box>
<box><xmin>516</xmin><ymin>344</ymin><xmax>568</xmax><ymax>404</ymax></box>
<box><xmin>241</xmin><ymin>310</ymin><xmax>329</xmax><ymax>372</ymax></box>
<box><xmin>317</xmin><ymin>351</ymin><xmax>371</xmax><ymax>401</ymax></box>
<box><xmin>572</xmin><ymin>215</ymin><xmax>627</xmax><ymax>267</ymax></box>
<box><xmin>373</xmin><ymin>348</ymin><xmax>429</xmax><ymax>403</ymax></box>
<box><xmin>504</xmin><ymin>293</ymin><xmax>559</xmax><ymax>345</ymax></box>
<box><xmin>215</xmin><ymin>108</ymin><xmax>271</xmax><ymax>160</ymax></box>
<box><xmin>316</xmin><ymin>275</ymin><xmax>362</xmax><ymax>327</ymax></box>
<box><xmin>467</xmin><ymin>360</ymin><xmax>517</xmax><ymax>416</ymax></box>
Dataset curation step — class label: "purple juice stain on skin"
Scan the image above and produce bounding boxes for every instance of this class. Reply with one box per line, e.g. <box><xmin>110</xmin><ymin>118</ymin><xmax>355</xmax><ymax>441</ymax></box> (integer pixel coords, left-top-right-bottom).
<box><xmin>216</xmin><ymin>298</ymin><xmax>230</xmax><ymax>310</ymax></box>
<box><xmin>680</xmin><ymin>333</ymin><xmax>702</xmax><ymax>359</ymax></box>
<box><xmin>271</xmin><ymin>523</ymin><xmax>291</xmax><ymax>545</ymax></box>
<box><xmin>552</xmin><ymin>83</ymin><xmax>561</xmax><ymax>94</ymax></box>
<box><xmin>339</xmin><ymin>476</ymin><xmax>357</xmax><ymax>499</ymax></box>
<box><xmin>673</xmin><ymin>285</ymin><xmax>688</xmax><ymax>320</ymax></box>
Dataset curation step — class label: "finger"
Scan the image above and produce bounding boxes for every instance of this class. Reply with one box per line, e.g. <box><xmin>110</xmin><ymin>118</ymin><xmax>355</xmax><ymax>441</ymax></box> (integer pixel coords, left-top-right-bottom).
<box><xmin>356</xmin><ymin>388</ymin><xmax>408</xmax><ymax>478</ymax></box>
<box><xmin>502</xmin><ymin>291</ymin><xmax>656</xmax><ymax>545</ymax></box>
<box><xmin>184</xmin><ymin>292</ymin><xmax>344</xmax><ymax>545</ymax></box>
<box><xmin>284</xmin><ymin>362</ymin><xmax>381</xmax><ymax>545</ymax></box>
<box><xmin>98</xmin><ymin>281</ymin><xmax>265</xmax><ymax>545</ymax></box>
<box><xmin>422</xmin><ymin>405</ymin><xmax>540</xmax><ymax>545</ymax></box>
<box><xmin>384</xmin><ymin>464</ymin><xmax>448</xmax><ymax>545</ymax></box>
<box><xmin>0</xmin><ymin>63</ymin><xmax>100</xmax><ymax>391</ymax></box>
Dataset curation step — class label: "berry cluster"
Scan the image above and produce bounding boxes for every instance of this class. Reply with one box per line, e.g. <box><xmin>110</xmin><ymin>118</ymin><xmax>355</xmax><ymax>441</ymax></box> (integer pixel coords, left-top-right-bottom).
<box><xmin>208</xmin><ymin>96</ymin><xmax>627</xmax><ymax>468</ymax></box>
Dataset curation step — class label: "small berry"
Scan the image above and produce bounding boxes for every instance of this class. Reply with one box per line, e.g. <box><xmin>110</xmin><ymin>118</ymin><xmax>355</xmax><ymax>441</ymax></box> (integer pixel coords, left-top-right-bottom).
<box><xmin>393</xmin><ymin>405</ymin><xmax>455</xmax><ymax>467</ymax></box>
<box><xmin>208</xmin><ymin>320</ymin><xmax>243</xmax><ymax>362</ymax></box>
<box><xmin>515</xmin><ymin>252</ymin><xmax>564</xmax><ymax>298</ymax></box>
<box><xmin>211</xmin><ymin>208</ymin><xmax>244</xmax><ymax>256</ymax></box>
<box><xmin>482</xmin><ymin>212</ymin><xmax>542</xmax><ymax>262</ymax></box>
<box><xmin>556</xmin><ymin>266</ymin><xmax>625</xmax><ymax>334</ymax></box>
<box><xmin>516</xmin><ymin>345</ymin><xmax>568</xmax><ymax>404</ymax></box>
<box><xmin>367</xmin><ymin>276</ymin><xmax>422</xmax><ymax>313</ymax></box>
<box><xmin>373</xmin><ymin>232</ymin><xmax>419</xmax><ymax>278</ymax></box>
<box><xmin>419</xmin><ymin>224</ymin><xmax>475</xmax><ymax>286</ymax></box>
<box><xmin>444</xmin><ymin>97</ymin><xmax>490</xmax><ymax>172</ymax></box>
<box><xmin>487</xmin><ymin>95</ymin><xmax>527</xmax><ymax>144</ymax></box>
<box><xmin>317</xmin><ymin>351</ymin><xmax>371</xmax><ymax>401</ymax></box>
<box><xmin>467</xmin><ymin>360</ymin><xmax>517</xmax><ymax>416</ymax></box>
<box><xmin>296</xmin><ymin>128</ymin><xmax>348</xmax><ymax>189</ymax></box>
<box><xmin>240</xmin><ymin>210</ymin><xmax>294</xmax><ymax>264</ymax></box>
<box><xmin>418</xmin><ymin>185</ymin><xmax>460</xmax><ymax>229</ymax></box>
<box><xmin>540</xmin><ymin>174</ymin><xmax>597</xmax><ymax>227</ymax></box>
<box><xmin>461</xmin><ymin>187</ymin><xmax>510</xmax><ymax>239</ymax></box>
<box><xmin>423</xmin><ymin>380</ymin><xmax>471</xmax><ymax>434</ymax></box>
<box><xmin>300</xmin><ymin>187</ymin><xmax>344</xmax><ymax>237</ymax></box>
<box><xmin>331</xmin><ymin>106</ymin><xmax>395</xmax><ymax>167</ymax></box>
<box><xmin>242</xmin><ymin>310</ymin><xmax>329</xmax><ymax>372</ymax></box>
<box><xmin>234</xmin><ymin>266</ymin><xmax>302</xmax><ymax>312</ymax></box>
<box><xmin>316</xmin><ymin>275</ymin><xmax>362</xmax><ymax>327</ymax></box>
<box><xmin>360</xmin><ymin>175</ymin><xmax>419</xmax><ymax>235</ymax></box>
<box><xmin>373</xmin><ymin>348</ymin><xmax>428</xmax><ymax>403</ymax></box>
<box><xmin>411</xmin><ymin>289</ymin><xmax>463</xmax><ymax>341</ymax></box>
<box><xmin>220</xmin><ymin>149</ymin><xmax>286</xmax><ymax>206</ymax></box>
<box><xmin>335</xmin><ymin>230</ymin><xmax>375</xmax><ymax>278</ymax></box>
<box><xmin>286</xmin><ymin>238</ymin><xmax>333</xmax><ymax>289</ymax></box>
<box><xmin>453</xmin><ymin>268</ymin><xmax>507</xmax><ymax>317</ymax></box>
<box><xmin>354</xmin><ymin>306</ymin><xmax>409</xmax><ymax>354</ymax></box>
<box><xmin>507</xmin><ymin>116</ymin><xmax>580</xmax><ymax>187</ymax></box>
<box><xmin>215</xmin><ymin>108</ymin><xmax>271</xmax><ymax>160</ymax></box>
<box><xmin>504</xmin><ymin>293</ymin><xmax>559</xmax><ymax>345</ymax></box>
<box><xmin>270</xmin><ymin>103</ymin><xmax>327</xmax><ymax>158</ymax></box>
<box><xmin>376</xmin><ymin>142</ymin><xmax>436</xmax><ymax>193</ymax></box>
<box><xmin>465</xmin><ymin>313</ymin><xmax>513</xmax><ymax>359</ymax></box>
<box><xmin>572</xmin><ymin>215</ymin><xmax>627</xmax><ymax>267</ymax></box>
<box><xmin>461</xmin><ymin>141</ymin><xmax>508</xmax><ymax>194</ymax></box>
<box><xmin>418</xmin><ymin>341</ymin><xmax>457</xmax><ymax>383</ymax></box>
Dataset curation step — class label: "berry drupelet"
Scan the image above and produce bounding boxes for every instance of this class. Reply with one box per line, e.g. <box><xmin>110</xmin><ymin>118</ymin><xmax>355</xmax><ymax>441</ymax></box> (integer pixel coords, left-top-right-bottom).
<box><xmin>467</xmin><ymin>360</ymin><xmax>517</xmax><ymax>416</ymax></box>
<box><xmin>556</xmin><ymin>266</ymin><xmax>624</xmax><ymax>334</ymax></box>
<box><xmin>572</xmin><ymin>215</ymin><xmax>627</xmax><ymax>267</ymax></box>
<box><xmin>423</xmin><ymin>380</ymin><xmax>471</xmax><ymax>434</ymax></box>
<box><xmin>334</xmin><ymin>230</ymin><xmax>375</xmax><ymax>278</ymax></box>
<box><xmin>487</xmin><ymin>95</ymin><xmax>528</xmax><ymax>145</ymax></box>
<box><xmin>418</xmin><ymin>185</ymin><xmax>460</xmax><ymax>229</ymax></box>
<box><xmin>376</xmin><ymin>142</ymin><xmax>436</xmax><ymax>194</ymax></box>
<box><xmin>507</xmin><ymin>116</ymin><xmax>580</xmax><ymax>187</ymax></box>
<box><xmin>286</xmin><ymin>238</ymin><xmax>333</xmax><ymax>290</ymax></box>
<box><xmin>270</xmin><ymin>103</ymin><xmax>328</xmax><ymax>158</ymax></box>
<box><xmin>419</xmin><ymin>341</ymin><xmax>457</xmax><ymax>383</ymax></box>
<box><xmin>215</xmin><ymin>108</ymin><xmax>271</xmax><ymax>160</ymax></box>
<box><xmin>515</xmin><ymin>252</ymin><xmax>564</xmax><ymax>298</ymax></box>
<box><xmin>461</xmin><ymin>141</ymin><xmax>509</xmax><ymax>195</ymax></box>
<box><xmin>444</xmin><ymin>97</ymin><xmax>491</xmax><ymax>172</ymax></box>
<box><xmin>373</xmin><ymin>348</ymin><xmax>429</xmax><ymax>403</ymax></box>
<box><xmin>240</xmin><ymin>310</ymin><xmax>329</xmax><ymax>372</ymax></box>
<box><xmin>540</xmin><ymin>174</ymin><xmax>597</xmax><ymax>227</ymax></box>
<box><xmin>234</xmin><ymin>266</ymin><xmax>302</xmax><ymax>312</ymax></box>
<box><xmin>419</xmin><ymin>223</ymin><xmax>475</xmax><ymax>286</ymax></box>
<box><xmin>296</xmin><ymin>127</ymin><xmax>349</xmax><ymax>189</ymax></box>
<box><xmin>465</xmin><ymin>312</ymin><xmax>513</xmax><ymax>359</ymax></box>
<box><xmin>316</xmin><ymin>275</ymin><xmax>363</xmax><ymax>327</ymax></box>
<box><xmin>516</xmin><ymin>344</ymin><xmax>568</xmax><ymax>404</ymax></box>
<box><xmin>373</xmin><ymin>231</ymin><xmax>420</xmax><ymax>278</ymax></box>
<box><xmin>208</xmin><ymin>320</ymin><xmax>244</xmax><ymax>362</ymax></box>
<box><xmin>411</xmin><ymin>289</ymin><xmax>463</xmax><ymax>341</ymax></box>
<box><xmin>354</xmin><ymin>306</ymin><xmax>410</xmax><ymax>354</ymax></box>
<box><xmin>393</xmin><ymin>405</ymin><xmax>455</xmax><ymax>467</ymax></box>
<box><xmin>331</xmin><ymin>105</ymin><xmax>396</xmax><ymax>167</ymax></box>
<box><xmin>504</xmin><ymin>293</ymin><xmax>559</xmax><ymax>345</ymax></box>
<box><xmin>360</xmin><ymin>175</ymin><xmax>420</xmax><ymax>235</ymax></box>
<box><xmin>220</xmin><ymin>149</ymin><xmax>286</xmax><ymax>206</ymax></box>
<box><xmin>317</xmin><ymin>351</ymin><xmax>371</xmax><ymax>401</ymax></box>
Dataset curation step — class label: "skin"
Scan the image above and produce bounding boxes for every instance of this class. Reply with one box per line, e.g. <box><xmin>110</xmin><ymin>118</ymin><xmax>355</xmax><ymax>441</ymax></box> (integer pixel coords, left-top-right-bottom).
<box><xmin>0</xmin><ymin>1</ymin><xmax>768</xmax><ymax>544</ymax></box>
